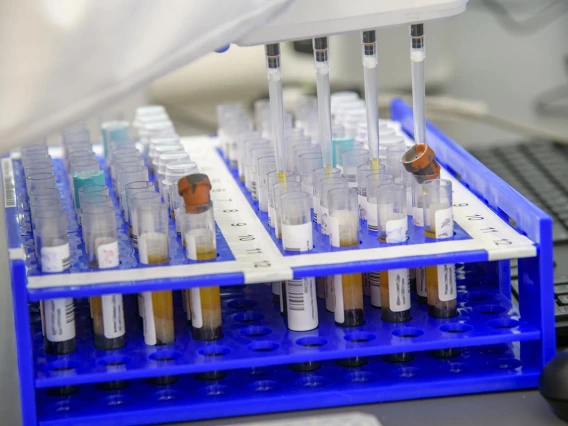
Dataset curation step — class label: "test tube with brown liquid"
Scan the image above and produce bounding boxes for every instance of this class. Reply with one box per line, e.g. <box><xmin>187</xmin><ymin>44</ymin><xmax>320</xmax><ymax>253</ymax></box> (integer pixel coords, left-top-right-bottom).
<box><xmin>178</xmin><ymin>173</ymin><xmax>223</xmax><ymax>342</ymax></box>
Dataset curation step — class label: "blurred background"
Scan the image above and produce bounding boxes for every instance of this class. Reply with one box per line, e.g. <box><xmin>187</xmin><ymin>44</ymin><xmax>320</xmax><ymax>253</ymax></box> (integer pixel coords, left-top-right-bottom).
<box><xmin>86</xmin><ymin>0</ymin><xmax>568</xmax><ymax>148</ymax></box>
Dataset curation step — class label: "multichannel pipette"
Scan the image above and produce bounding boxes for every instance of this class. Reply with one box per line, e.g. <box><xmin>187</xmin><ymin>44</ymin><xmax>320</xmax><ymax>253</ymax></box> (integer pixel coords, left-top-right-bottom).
<box><xmin>312</xmin><ymin>37</ymin><xmax>333</xmax><ymax>172</ymax></box>
<box><xmin>410</xmin><ymin>24</ymin><xmax>426</xmax><ymax>145</ymax></box>
<box><xmin>361</xmin><ymin>30</ymin><xmax>380</xmax><ymax>170</ymax></box>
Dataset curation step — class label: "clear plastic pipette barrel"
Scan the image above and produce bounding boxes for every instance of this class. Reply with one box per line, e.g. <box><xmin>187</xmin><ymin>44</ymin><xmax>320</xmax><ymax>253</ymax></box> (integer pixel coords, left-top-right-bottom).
<box><xmin>361</xmin><ymin>31</ymin><xmax>380</xmax><ymax>170</ymax></box>
<box><xmin>410</xmin><ymin>24</ymin><xmax>426</xmax><ymax>144</ymax></box>
<box><xmin>312</xmin><ymin>37</ymin><xmax>333</xmax><ymax>171</ymax></box>
<box><xmin>265</xmin><ymin>44</ymin><xmax>287</xmax><ymax>179</ymax></box>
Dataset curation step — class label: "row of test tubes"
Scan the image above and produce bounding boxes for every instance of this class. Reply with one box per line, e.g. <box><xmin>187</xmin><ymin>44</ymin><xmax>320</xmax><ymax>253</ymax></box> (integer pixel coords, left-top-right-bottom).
<box><xmin>216</xmin><ymin>93</ymin><xmax>457</xmax><ymax>337</ymax></box>
<box><xmin>30</xmin><ymin>107</ymin><xmax>228</xmax><ymax>369</ymax></box>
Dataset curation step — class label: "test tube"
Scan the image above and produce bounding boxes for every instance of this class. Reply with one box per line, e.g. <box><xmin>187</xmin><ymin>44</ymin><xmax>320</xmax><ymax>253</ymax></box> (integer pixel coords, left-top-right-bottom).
<box><xmin>118</xmin><ymin>165</ymin><xmax>149</xmax><ymax>215</ymax></box>
<box><xmin>156</xmin><ymin>151</ymin><xmax>190</xmax><ymax>199</ymax></box>
<box><xmin>249</xmin><ymin>147</ymin><xmax>274</xmax><ymax>200</ymax></box>
<box><xmin>124</xmin><ymin>181</ymin><xmax>153</xmax><ymax>223</ymax></box>
<box><xmin>312</xmin><ymin>167</ymin><xmax>341</xmax><ymax>224</ymax></box>
<box><xmin>83</xmin><ymin>206</ymin><xmax>126</xmax><ymax>350</ymax></box>
<box><xmin>30</xmin><ymin>198</ymin><xmax>62</xmax><ymax>236</ymax></box>
<box><xmin>356</xmin><ymin>163</ymin><xmax>385</xmax><ymax>221</ymax></box>
<box><xmin>273</xmin><ymin>181</ymin><xmax>301</xmax><ymax>239</ymax></box>
<box><xmin>24</xmin><ymin>162</ymin><xmax>53</xmax><ymax>178</ymax></box>
<box><xmin>109</xmin><ymin>147</ymin><xmax>139</xmax><ymax>188</ymax></box>
<box><xmin>129</xmin><ymin>191</ymin><xmax>162</xmax><ymax>248</ymax></box>
<box><xmin>178</xmin><ymin>174</ymin><xmax>223</xmax><ymax>341</ymax></box>
<box><xmin>267</xmin><ymin>171</ymin><xmax>296</xmax><ymax>229</ymax></box>
<box><xmin>410</xmin><ymin>24</ymin><xmax>426</xmax><ymax>145</ymax></box>
<box><xmin>366</xmin><ymin>173</ymin><xmax>394</xmax><ymax>231</ymax></box>
<box><xmin>163</xmin><ymin>160</ymin><xmax>199</xmax><ymax>229</ymax></box>
<box><xmin>78</xmin><ymin>184</ymin><xmax>109</xmax><ymax>224</ymax></box>
<box><xmin>101</xmin><ymin>120</ymin><xmax>130</xmax><ymax>159</ymax></box>
<box><xmin>328</xmin><ymin>187</ymin><xmax>364</xmax><ymax>327</ymax></box>
<box><xmin>35</xmin><ymin>210</ymin><xmax>75</xmax><ymax>355</ymax></box>
<box><xmin>386</xmin><ymin>145</ymin><xmax>408</xmax><ymax>185</ymax></box>
<box><xmin>377</xmin><ymin>183</ymin><xmax>411</xmax><ymax>322</ymax></box>
<box><xmin>244</xmin><ymin>139</ymin><xmax>271</xmax><ymax>191</ymax></box>
<box><xmin>264</xmin><ymin>43</ymin><xmax>287</xmax><ymax>177</ymax></box>
<box><xmin>319</xmin><ymin>177</ymin><xmax>348</xmax><ymax>236</ymax></box>
<box><xmin>137</xmin><ymin>202</ymin><xmax>174</xmax><ymax>347</ymax></box>
<box><xmin>312</xmin><ymin>37</ymin><xmax>333</xmax><ymax>171</ymax></box>
<box><xmin>29</xmin><ymin>188</ymin><xmax>60</xmax><ymax>206</ymax></box>
<box><xmin>423</xmin><ymin>179</ymin><xmax>457</xmax><ymax>318</ymax></box>
<box><xmin>237</xmin><ymin>133</ymin><xmax>262</xmax><ymax>181</ymax></box>
<box><xmin>412</xmin><ymin>177</ymin><xmax>427</xmax><ymax>303</ymax></box>
<box><xmin>298</xmin><ymin>152</ymin><xmax>323</xmax><ymax>209</ymax></box>
<box><xmin>26</xmin><ymin>172</ymin><xmax>56</xmax><ymax>195</ymax></box>
<box><xmin>257</xmin><ymin>157</ymin><xmax>277</xmax><ymax>212</ymax></box>
<box><xmin>342</xmin><ymin>148</ymin><xmax>369</xmax><ymax>188</ymax></box>
<box><xmin>71</xmin><ymin>159</ymin><xmax>105</xmax><ymax>209</ymax></box>
<box><xmin>151</xmin><ymin>143</ymin><xmax>184</xmax><ymax>176</ymax></box>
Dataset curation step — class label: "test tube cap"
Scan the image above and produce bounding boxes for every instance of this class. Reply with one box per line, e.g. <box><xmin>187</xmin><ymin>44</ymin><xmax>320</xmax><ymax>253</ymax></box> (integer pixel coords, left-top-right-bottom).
<box><xmin>402</xmin><ymin>143</ymin><xmax>440</xmax><ymax>181</ymax></box>
<box><xmin>178</xmin><ymin>173</ymin><xmax>211</xmax><ymax>207</ymax></box>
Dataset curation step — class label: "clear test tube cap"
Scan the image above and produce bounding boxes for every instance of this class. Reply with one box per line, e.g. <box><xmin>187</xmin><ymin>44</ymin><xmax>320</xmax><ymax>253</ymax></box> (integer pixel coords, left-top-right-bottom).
<box><xmin>328</xmin><ymin>187</ymin><xmax>359</xmax><ymax>247</ymax></box>
<box><xmin>377</xmin><ymin>183</ymin><xmax>408</xmax><ymax>243</ymax></box>
<box><xmin>423</xmin><ymin>179</ymin><xmax>453</xmax><ymax>239</ymax></box>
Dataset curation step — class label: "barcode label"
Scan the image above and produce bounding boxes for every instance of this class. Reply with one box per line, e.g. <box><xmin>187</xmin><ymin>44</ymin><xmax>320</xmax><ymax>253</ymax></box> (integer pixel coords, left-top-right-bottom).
<box><xmin>1</xmin><ymin>158</ymin><xmax>16</xmax><ymax>208</ymax></box>
<box><xmin>437</xmin><ymin>264</ymin><xmax>456</xmax><ymax>301</ymax></box>
<box><xmin>369</xmin><ymin>271</ymin><xmax>381</xmax><ymax>307</ymax></box>
<box><xmin>435</xmin><ymin>207</ymin><xmax>454</xmax><ymax>239</ymax></box>
<box><xmin>251</xmin><ymin>179</ymin><xmax>258</xmax><ymax>201</ymax></box>
<box><xmin>358</xmin><ymin>194</ymin><xmax>367</xmax><ymax>220</ymax></box>
<box><xmin>417</xmin><ymin>267</ymin><xmax>427</xmax><ymax>297</ymax></box>
<box><xmin>388</xmin><ymin>268</ymin><xmax>410</xmax><ymax>312</ymax></box>
<box><xmin>44</xmin><ymin>298</ymin><xmax>75</xmax><ymax>342</ymax></box>
<box><xmin>313</xmin><ymin>195</ymin><xmax>320</xmax><ymax>223</ymax></box>
<box><xmin>367</xmin><ymin>201</ymin><xmax>378</xmax><ymax>230</ymax></box>
<box><xmin>102</xmin><ymin>294</ymin><xmax>125</xmax><ymax>339</ymax></box>
<box><xmin>286</xmin><ymin>277</ymin><xmax>318</xmax><ymax>331</ymax></box>
<box><xmin>40</xmin><ymin>243</ymin><xmax>71</xmax><ymax>273</ymax></box>
<box><xmin>282</xmin><ymin>222</ymin><xmax>312</xmax><ymax>252</ymax></box>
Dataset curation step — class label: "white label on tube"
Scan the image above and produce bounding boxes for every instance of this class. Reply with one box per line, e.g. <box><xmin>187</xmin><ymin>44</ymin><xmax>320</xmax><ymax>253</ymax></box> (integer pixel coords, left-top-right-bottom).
<box><xmin>45</xmin><ymin>298</ymin><xmax>75</xmax><ymax>342</ymax></box>
<box><xmin>325</xmin><ymin>276</ymin><xmax>335</xmax><ymax>312</ymax></box>
<box><xmin>417</xmin><ymin>267</ymin><xmax>427</xmax><ymax>297</ymax></box>
<box><xmin>313</xmin><ymin>195</ymin><xmax>320</xmax><ymax>223</ymax></box>
<box><xmin>40</xmin><ymin>243</ymin><xmax>71</xmax><ymax>273</ymax></box>
<box><xmin>320</xmin><ymin>206</ymin><xmax>330</xmax><ymax>235</ymax></box>
<box><xmin>251</xmin><ymin>174</ymin><xmax>258</xmax><ymax>200</ymax></box>
<box><xmin>259</xmin><ymin>188</ymin><xmax>268</xmax><ymax>212</ymax></box>
<box><xmin>286</xmin><ymin>277</ymin><xmax>318</xmax><ymax>331</ymax></box>
<box><xmin>302</xmin><ymin>184</ymin><xmax>313</xmax><ymax>208</ymax></box>
<box><xmin>386</xmin><ymin>217</ymin><xmax>408</xmax><ymax>243</ymax></box>
<box><xmin>388</xmin><ymin>269</ymin><xmax>410</xmax><ymax>312</ymax></box>
<box><xmin>329</xmin><ymin>215</ymin><xmax>340</xmax><ymax>247</ymax></box>
<box><xmin>96</xmin><ymin>238</ymin><xmax>119</xmax><ymax>269</ymax></box>
<box><xmin>282</xmin><ymin>222</ymin><xmax>312</xmax><ymax>252</ymax></box>
<box><xmin>358</xmin><ymin>194</ymin><xmax>367</xmax><ymax>220</ymax></box>
<box><xmin>268</xmin><ymin>205</ymin><xmax>276</xmax><ymax>228</ymax></box>
<box><xmin>142</xmin><ymin>292</ymin><xmax>157</xmax><ymax>345</ymax></box>
<box><xmin>333</xmin><ymin>275</ymin><xmax>344</xmax><ymax>323</ymax></box>
<box><xmin>274</xmin><ymin>211</ymin><xmax>281</xmax><ymax>239</ymax></box>
<box><xmin>185</xmin><ymin>231</ymin><xmax>198</xmax><ymax>260</ymax></box>
<box><xmin>272</xmin><ymin>282</ymin><xmax>280</xmax><ymax>296</ymax></box>
<box><xmin>413</xmin><ymin>207</ymin><xmax>424</xmax><ymax>227</ymax></box>
<box><xmin>370</xmin><ymin>272</ymin><xmax>381</xmax><ymax>307</ymax></box>
<box><xmin>435</xmin><ymin>207</ymin><xmax>454</xmax><ymax>239</ymax></box>
<box><xmin>437</xmin><ymin>264</ymin><xmax>456</xmax><ymax>302</ymax></box>
<box><xmin>190</xmin><ymin>288</ymin><xmax>203</xmax><ymax>328</ymax></box>
<box><xmin>102</xmin><ymin>294</ymin><xmax>125</xmax><ymax>339</ymax></box>
<box><xmin>348</xmin><ymin>180</ymin><xmax>358</xmax><ymax>188</ymax></box>
<box><xmin>367</xmin><ymin>201</ymin><xmax>378</xmax><ymax>230</ymax></box>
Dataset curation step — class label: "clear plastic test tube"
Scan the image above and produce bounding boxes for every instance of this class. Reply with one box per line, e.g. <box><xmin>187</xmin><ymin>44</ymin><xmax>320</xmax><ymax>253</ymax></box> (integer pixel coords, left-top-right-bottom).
<box><xmin>319</xmin><ymin>177</ymin><xmax>347</xmax><ymax>236</ymax></box>
<box><xmin>356</xmin><ymin>163</ymin><xmax>385</xmax><ymax>221</ymax></box>
<box><xmin>178</xmin><ymin>174</ymin><xmax>223</xmax><ymax>341</ymax></box>
<box><xmin>35</xmin><ymin>210</ymin><xmax>75</xmax><ymax>355</ymax></box>
<box><xmin>109</xmin><ymin>146</ymin><xmax>139</xmax><ymax>186</ymax></box>
<box><xmin>312</xmin><ymin>167</ymin><xmax>341</xmax><ymax>224</ymax></box>
<box><xmin>366</xmin><ymin>173</ymin><xmax>394</xmax><ymax>231</ymax></box>
<box><xmin>328</xmin><ymin>187</ymin><xmax>364</xmax><ymax>327</ymax></box>
<box><xmin>82</xmin><ymin>205</ymin><xmax>125</xmax><ymax>350</ymax></box>
<box><xmin>298</xmin><ymin>152</ymin><xmax>323</xmax><ymax>209</ymax></box>
<box><xmin>26</xmin><ymin>172</ymin><xmax>56</xmax><ymax>195</ymax></box>
<box><xmin>29</xmin><ymin>188</ymin><xmax>60</xmax><ymax>205</ymax></box>
<box><xmin>423</xmin><ymin>179</ymin><xmax>457</xmax><ymax>318</ymax></box>
<box><xmin>30</xmin><ymin>198</ymin><xmax>62</xmax><ymax>235</ymax></box>
<box><xmin>237</xmin><ymin>133</ymin><xmax>262</xmax><ymax>181</ymax></box>
<box><xmin>257</xmin><ymin>157</ymin><xmax>277</xmax><ymax>213</ymax></box>
<box><xmin>246</xmin><ymin>143</ymin><xmax>272</xmax><ymax>192</ymax></box>
<box><xmin>342</xmin><ymin>148</ymin><xmax>369</xmax><ymax>188</ymax></box>
<box><xmin>249</xmin><ymin>147</ymin><xmax>274</xmax><ymax>200</ymax></box>
<box><xmin>101</xmin><ymin>120</ymin><xmax>130</xmax><ymax>159</ymax></box>
<box><xmin>124</xmin><ymin>181</ymin><xmax>153</xmax><ymax>223</ymax></box>
<box><xmin>118</xmin><ymin>165</ymin><xmax>149</xmax><ymax>215</ymax></box>
<box><xmin>24</xmin><ymin>161</ymin><xmax>53</xmax><ymax>178</ymax></box>
<box><xmin>273</xmin><ymin>181</ymin><xmax>301</xmax><ymax>239</ymax></box>
<box><xmin>129</xmin><ymin>191</ymin><xmax>161</xmax><ymax>248</ymax></box>
<box><xmin>137</xmin><ymin>201</ymin><xmax>174</xmax><ymax>347</ymax></box>
<box><xmin>267</xmin><ymin>171</ymin><xmax>296</xmax><ymax>229</ymax></box>
<box><xmin>412</xmin><ymin>177</ymin><xmax>427</xmax><ymax>303</ymax></box>
<box><xmin>378</xmin><ymin>134</ymin><xmax>405</xmax><ymax>162</ymax></box>
<box><xmin>71</xmin><ymin>159</ymin><xmax>104</xmax><ymax>208</ymax></box>
<box><xmin>152</xmin><ymin>143</ymin><xmax>184</xmax><ymax>176</ymax></box>
<box><xmin>377</xmin><ymin>183</ymin><xmax>411</xmax><ymax>323</ymax></box>
<box><xmin>163</xmin><ymin>160</ymin><xmax>198</xmax><ymax>230</ymax></box>
<box><xmin>156</xmin><ymin>151</ymin><xmax>190</xmax><ymax>199</ymax></box>
<box><xmin>78</xmin><ymin>184</ymin><xmax>109</xmax><ymax>224</ymax></box>
<box><xmin>386</xmin><ymin>145</ymin><xmax>408</xmax><ymax>185</ymax></box>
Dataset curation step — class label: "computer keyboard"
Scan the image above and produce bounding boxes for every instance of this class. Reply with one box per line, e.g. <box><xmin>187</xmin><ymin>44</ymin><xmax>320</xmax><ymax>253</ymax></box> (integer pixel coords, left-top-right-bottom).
<box><xmin>470</xmin><ymin>141</ymin><xmax>568</xmax><ymax>341</ymax></box>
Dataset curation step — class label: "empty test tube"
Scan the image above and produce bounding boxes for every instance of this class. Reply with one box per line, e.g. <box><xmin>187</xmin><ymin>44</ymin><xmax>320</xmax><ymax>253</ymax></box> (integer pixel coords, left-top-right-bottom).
<box><xmin>342</xmin><ymin>148</ymin><xmax>369</xmax><ymax>188</ymax></box>
<box><xmin>257</xmin><ymin>157</ymin><xmax>277</xmax><ymax>212</ymax></box>
<box><xmin>151</xmin><ymin>143</ymin><xmax>184</xmax><ymax>176</ymax></box>
<box><xmin>366</xmin><ymin>173</ymin><xmax>394</xmax><ymax>231</ymax></box>
<box><xmin>273</xmin><ymin>181</ymin><xmax>301</xmax><ymax>239</ymax></box>
<box><xmin>319</xmin><ymin>177</ymin><xmax>348</xmax><ymax>236</ymax></box>
<box><xmin>267</xmin><ymin>171</ymin><xmax>296</xmax><ymax>229</ymax></box>
<box><xmin>35</xmin><ymin>210</ymin><xmax>75</xmax><ymax>355</ymax></box>
<box><xmin>328</xmin><ymin>187</ymin><xmax>364</xmax><ymax>327</ymax></box>
<box><xmin>237</xmin><ymin>132</ymin><xmax>262</xmax><ymax>181</ymax></box>
<box><xmin>129</xmin><ymin>191</ymin><xmax>161</xmax><ymax>248</ymax></box>
<box><xmin>156</xmin><ymin>151</ymin><xmax>190</xmax><ymax>200</ymax></box>
<box><xmin>137</xmin><ymin>201</ymin><xmax>174</xmax><ymax>347</ymax></box>
<box><xmin>243</xmin><ymin>139</ymin><xmax>270</xmax><ymax>189</ymax></box>
<box><xmin>29</xmin><ymin>187</ymin><xmax>59</xmax><ymax>205</ymax></box>
<box><xmin>312</xmin><ymin>167</ymin><xmax>341</xmax><ymax>224</ymax></box>
<box><xmin>250</xmin><ymin>148</ymin><xmax>274</xmax><ymax>200</ymax></box>
<box><xmin>163</xmin><ymin>160</ymin><xmax>198</xmax><ymax>230</ymax></box>
<box><xmin>377</xmin><ymin>183</ymin><xmax>411</xmax><ymax>323</ymax></box>
<box><xmin>101</xmin><ymin>120</ymin><xmax>130</xmax><ymax>159</ymax></box>
<box><xmin>118</xmin><ymin>165</ymin><xmax>149</xmax><ymax>215</ymax></box>
<box><xmin>24</xmin><ymin>161</ymin><xmax>53</xmax><ymax>178</ymax></box>
<box><xmin>124</xmin><ymin>181</ymin><xmax>153</xmax><ymax>223</ymax></box>
<box><xmin>178</xmin><ymin>174</ymin><xmax>223</xmax><ymax>341</ymax></box>
<box><xmin>298</xmin><ymin>152</ymin><xmax>323</xmax><ymax>209</ymax></box>
<box><xmin>109</xmin><ymin>146</ymin><xmax>139</xmax><ymax>185</ymax></box>
<box><xmin>412</xmin><ymin>177</ymin><xmax>427</xmax><ymax>303</ymax></box>
<box><xmin>83</xmin><ymin>205</ymin><xmax>125</xmax><ymax>350</ymax></box>
<box><xmin>356</xmin><ymin>163</ymin><xmax>385</xmax><ymax>221</ymax></box>
<box><xmin>423</xmin><ymin>179</ymin><xmax>457</xmax><ymax>318</ymax></box>
<box><xmin>26</xmin><ymin>172</ymin><xmax>56</xmax><ymax>195</ymax></box>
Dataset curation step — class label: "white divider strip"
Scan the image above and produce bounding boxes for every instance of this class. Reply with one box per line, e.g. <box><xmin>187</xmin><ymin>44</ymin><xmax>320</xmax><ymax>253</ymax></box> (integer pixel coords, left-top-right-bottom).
<box><xmin>441</xmin><ymin>169</ymin><xmax>537</xmax><ymax>261</ymax></box>
<box><xmin>186</xmin><ymin>138</ymin><xmax>293</xmax><ymax>284</ymax></box>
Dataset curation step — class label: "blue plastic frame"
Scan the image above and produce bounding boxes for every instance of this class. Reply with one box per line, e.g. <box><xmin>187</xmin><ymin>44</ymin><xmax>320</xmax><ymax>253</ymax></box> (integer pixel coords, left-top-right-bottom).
<box><xmin>5</xmin><ymin>100</ymin><xmax>554</xmax><ymax>426</ymax></box>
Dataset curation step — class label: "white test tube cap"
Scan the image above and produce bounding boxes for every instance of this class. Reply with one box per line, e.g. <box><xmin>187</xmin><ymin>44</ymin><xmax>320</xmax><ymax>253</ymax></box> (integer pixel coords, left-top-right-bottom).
<box><xmin>423</xmin><ymin>179</ymin><xmax>453</xmax><ymax>239</ymax></box>
<box><xmin>328</xmin><ymin>187</ymin><xmax>359</xmax><ymax>247</ymax></box>
<box><xmin>377</xmin><ymin>183</ymin><xmax>408</xmax><ymax>243</ymax></box>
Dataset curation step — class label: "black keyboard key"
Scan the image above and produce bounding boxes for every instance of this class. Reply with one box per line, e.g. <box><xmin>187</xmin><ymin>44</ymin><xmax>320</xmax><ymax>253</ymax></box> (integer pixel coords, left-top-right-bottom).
<box><xmin>558</xmin><ymin>295</ymin><xmax>568</xmax><ymax>305</ymax></box>
<box><xmin>555</xmin><ymin>304</ymin><xmax>568</xmax><ymax>319</ymax></box>
<box><xmin>555</xmin><ymin>284</ymin><xmax>568</xmax><ymax>295</ymax></box>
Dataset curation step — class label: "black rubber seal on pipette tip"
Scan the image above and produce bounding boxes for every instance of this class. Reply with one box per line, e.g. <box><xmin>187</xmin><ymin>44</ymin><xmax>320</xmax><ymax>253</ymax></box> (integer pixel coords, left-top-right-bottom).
<box><xmin>362</xmin><ymin>30</ymin><xmax>376</xmax><ymax>44</ymax></box>
<box><xmin>411</xmin><ymin>23</ymin><xmax>424</xmax><ymax>37</ymax></box>
<box><xmin>265</xmin><ymin>43</ymin><xmax>280</xmax><ymax>56</ymax></box>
